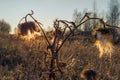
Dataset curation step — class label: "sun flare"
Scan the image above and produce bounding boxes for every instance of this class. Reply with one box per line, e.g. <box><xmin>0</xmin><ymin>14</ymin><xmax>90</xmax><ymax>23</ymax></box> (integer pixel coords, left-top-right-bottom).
<box><xmin>94</xmin><ymin>39</ymin><xmax>114</xmax><ymax>58</ymax></box>
<box><xmin>21</xmin><ymin>30</ymin><xmax>41</xmax><ymax>40</ymax></box>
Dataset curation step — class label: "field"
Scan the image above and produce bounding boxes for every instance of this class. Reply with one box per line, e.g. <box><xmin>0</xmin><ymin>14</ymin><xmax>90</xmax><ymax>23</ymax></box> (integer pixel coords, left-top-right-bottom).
<box><xmin>0</xmin><ymin>31</ymin><xmax>120</xmax><ymax>80</ymax></box>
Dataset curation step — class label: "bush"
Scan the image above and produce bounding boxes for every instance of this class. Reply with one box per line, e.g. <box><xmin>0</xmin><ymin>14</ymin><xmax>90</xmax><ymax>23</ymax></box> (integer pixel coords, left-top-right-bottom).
<box><xmin>0</xmin><ymin>19</ymin><xmax>11</xmax><ymax>33</ymax></box>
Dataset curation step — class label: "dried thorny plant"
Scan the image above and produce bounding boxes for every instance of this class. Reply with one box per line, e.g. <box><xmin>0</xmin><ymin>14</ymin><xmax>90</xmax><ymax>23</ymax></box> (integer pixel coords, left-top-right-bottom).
<box><xmin>17</xmin><ymin>10</ymin><xmax>43</xmax><ymax>40</ymax></box>
<box><xmin>17</xmin><ymin>10</ymin><xmax>120</xmax><ymax>80</ymax></box>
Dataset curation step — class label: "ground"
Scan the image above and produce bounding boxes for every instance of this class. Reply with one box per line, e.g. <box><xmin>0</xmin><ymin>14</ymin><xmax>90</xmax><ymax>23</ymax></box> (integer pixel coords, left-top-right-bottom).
<box><xmin>0</xmin><ymin>32</ymin><xmax>120</xmax><ymax>80</ymax></box>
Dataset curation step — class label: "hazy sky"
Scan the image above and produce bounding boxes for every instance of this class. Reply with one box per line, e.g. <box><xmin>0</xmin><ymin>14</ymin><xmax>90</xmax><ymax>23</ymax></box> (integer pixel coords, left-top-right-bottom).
<box><xmin>0</xmin><ymin>0</ymin><xmax>110</xmax><ymax>33</ymax></box>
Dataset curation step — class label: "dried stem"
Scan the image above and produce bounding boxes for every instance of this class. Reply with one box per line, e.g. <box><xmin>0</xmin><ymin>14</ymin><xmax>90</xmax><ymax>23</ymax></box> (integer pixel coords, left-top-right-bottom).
<box><xmin>18</xmin><ymin>11</ymin><xmax>120</xmax><ymax>80</ymax></box>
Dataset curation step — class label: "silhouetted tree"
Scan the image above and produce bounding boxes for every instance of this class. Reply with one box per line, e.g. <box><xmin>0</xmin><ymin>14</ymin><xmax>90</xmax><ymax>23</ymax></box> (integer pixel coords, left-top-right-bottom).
<box><xmin>72</xmin><ymin>9</ymin><xmax>82</xmax><ymax>35</ymax></box>
<box><xmin>73</xmin><ymin>9</ymin><xmax>82</xmax><ymax>26</ymax></box>
<box><xmin>0</xmin><ymin>19</ymin><xmax>11</xmax><ymax>33</ymax></box>
<box><xmin>73</xmin><ymin>9</ymin><xmax>91</xmax><ymax>31</ymax></box>
<box><xmin>107</xmin><ymin>0</ymin><xmax>120</xmax><ymax>43</ymax></box>
<box><xmin>107</xmin><ymin>0</ymin><xmax>120</xmax><ymax>27</ymax></box>
<box><xmin>82</xmin><ymin>9</ymin><xmax>92</xmax><ymax>31</ymax></box>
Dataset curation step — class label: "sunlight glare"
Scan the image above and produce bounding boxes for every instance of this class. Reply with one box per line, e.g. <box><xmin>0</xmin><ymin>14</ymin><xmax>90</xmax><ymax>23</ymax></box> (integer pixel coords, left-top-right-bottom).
<box><xmin>94</xmin><ymin>39</ymin><xmax>114</xmax><ymax>58</ymax></box>
<box><xmin>21</xmin><ymin>30</ymin><xmax>41</xmax><ymax>40</ymax></box>
<box><xmin>94</xmin><ymin>30</ymin><xmax>114</xmax><ymax>58</ymax></box>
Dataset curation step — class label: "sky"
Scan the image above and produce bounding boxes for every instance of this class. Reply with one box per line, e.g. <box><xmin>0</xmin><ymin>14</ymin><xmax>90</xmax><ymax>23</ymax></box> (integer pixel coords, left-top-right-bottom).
<box><xmin>0</xmin><ymin>0</ymin><xmax>110</xmax><ymax>33</ymax></box>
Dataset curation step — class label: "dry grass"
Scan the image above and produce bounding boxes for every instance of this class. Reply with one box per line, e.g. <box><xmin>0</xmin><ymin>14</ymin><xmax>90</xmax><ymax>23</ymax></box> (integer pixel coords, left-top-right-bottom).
<box><xmin>0</xmin><ymin>32</ymin><xmax>120</xmax><ymax>80</ymax></box>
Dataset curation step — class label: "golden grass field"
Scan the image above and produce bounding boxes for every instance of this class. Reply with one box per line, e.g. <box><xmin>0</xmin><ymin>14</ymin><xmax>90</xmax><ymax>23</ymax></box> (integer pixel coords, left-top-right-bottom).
<box><xmin>0</xmin><ymin>32</ymin><xmax>120</xmax><ymax>80</ymax></box>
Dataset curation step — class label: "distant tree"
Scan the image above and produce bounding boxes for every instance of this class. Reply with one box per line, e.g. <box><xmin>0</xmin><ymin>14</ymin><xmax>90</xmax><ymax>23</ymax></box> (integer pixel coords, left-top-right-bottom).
<box><xmin>83</xmin><ymin>9</ymin><xmax>92</xmax><ymax>31</ymax></box>
<box><xmin>84</xmin><ymin>19</ymin><xmax>91</xmax><ymax>31</ymax></box>
<box><xmin>107</xmin><ymin>0</ymin><xmax>120</xmax><ymax>43</ymax></box>
<box><xmin>73</xmin><ymin>9</ymin><xmax>82</xmax><ymax>26</ymax></box>
<box><xmin>91</xmin><ymin>0</ymin><xmax>98</xmax><ymax>29</ymax></box>
<box><xmin>72</xmin><ymin>9</ymin><xmax>82</xmax><ymax>33</ymax></box>
<box><xmin>0</xmin><ymin>19</ymin><xmax>11</xmax><ymax>33</ymax></box>
<box><xmin>107</xmin><ymin>0</ymin><xmax>120</xmax><ymax>27</ymax></box>
<box><xmin>73</xmin><ymin>9</ymin><xmax>91</xmax><ymax>31</ymax></box>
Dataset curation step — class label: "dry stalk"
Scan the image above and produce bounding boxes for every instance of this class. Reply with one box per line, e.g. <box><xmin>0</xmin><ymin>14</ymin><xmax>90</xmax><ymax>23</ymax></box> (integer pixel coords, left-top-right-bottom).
<box><xmin>18</xmin><ymin>11</ymin><xmax>120</xmax><ymax>80</ymax></box>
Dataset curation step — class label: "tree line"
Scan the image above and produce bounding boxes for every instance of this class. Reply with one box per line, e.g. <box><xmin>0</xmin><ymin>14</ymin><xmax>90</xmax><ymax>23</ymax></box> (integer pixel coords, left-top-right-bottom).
<box><xmin>73</xmin><ymin>0</ymin><xmax>120</xmax><ymax>31</ymax></box>
<box><xmin>0</xmin><ymin>19</ymin><xmax>11</xmax><ymax>33</ymax></box>
<box><xmin>0</xmin><ymin>0</ymin><xmax>120</xmax><ymax>34</ymax></box>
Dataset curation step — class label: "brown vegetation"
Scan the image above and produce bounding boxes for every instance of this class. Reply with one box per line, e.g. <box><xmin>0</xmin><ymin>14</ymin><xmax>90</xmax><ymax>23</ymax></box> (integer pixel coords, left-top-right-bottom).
<box><xmin>0</xmin><ymin>32</ymin><xmax>120</xmax><ymax>80</ymax></box>
<box><xmin>0</xmin><ymin>11</ymin><xmax>120</xmax><ymax>80</ymax></box>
